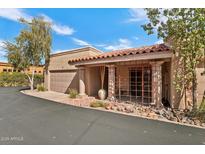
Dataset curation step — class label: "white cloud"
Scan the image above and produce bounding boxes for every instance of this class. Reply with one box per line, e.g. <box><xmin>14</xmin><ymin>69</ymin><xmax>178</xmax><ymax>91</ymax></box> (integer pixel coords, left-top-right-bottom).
<box><xmin>155</xmin><ymin>39</ymin><xmax>164</xmax><ymax>44</ymax></box>
<box><xmin>95</xmin><ymin>44</ymin><xmax>106</xmax><ymax>47</ymax></box>
<box><xmin>41</xmin><ymin>14</ymin><xmax>75</xmax><ymax>35</ymax></box>
<box><xmin>104</xmin><ymin>38</ymin><xmax>133</xmax><ymax>51</ymax></box>
<box><xmin>0</xmin><ymin>8</ymin><xmax>32</xmax><ymax>22</ymax></box>
<box><xmin>0</xmin><ymin>9</ymin><xmax>75</xmax><ymax>36</ymax></box>
<box><xmin>0</xmin><ymin>40</ymin><xmax>4</xmax><ymax>47</ymax></box>
<box><xmin>0</xmin><ymin>39</ymin><xmax>6</xmax><ymax>57</ymax></box>
<box><xmin>133</xmin><ymin>36</ymin><xmax>139</xmax><ymax>40</ymax></box>
<box><xmin>0</xmin><ymin>40</ymin><xmax>4</xmax><ymax>50</ymax></box>
<box><xmin>52</xmin><ymin>24</ymin><xmax>74</xmax><ymax>35</ymax></box>
<box><xmin>72</xmin><ymin>38</ymin><xmax>90</xmax><ymax>46</ymax></box>
<box><xmin>127</xmin><ymin>8</ymin><xmax>168</xmax><ymax>24</ymax></box>
<box><xmin>127</xmin><ymin>8</ymin><xmax>147</xmax><ymax>22</ymax></box>
<box><xmin>52</xmin><ymin>49</ymin><xmax>64</xmax><ymax>54</ymax></box>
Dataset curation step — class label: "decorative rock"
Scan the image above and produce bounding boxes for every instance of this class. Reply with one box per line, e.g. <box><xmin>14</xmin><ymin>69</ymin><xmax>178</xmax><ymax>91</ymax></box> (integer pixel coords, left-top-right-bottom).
<box><xmin>194</xmin><ymin>119</ymin><xmax>201</xmax><ymax>126</ymax></box>
<box><xmin>147</xmin><ymin>112</ymin><xmax>156</xmax><ymax>118</ymax></box>
<box><xmin>110</xmin><ymin>106</ymin><xmax>116</xmax><ymax>110</ymax></box>
<box><xmin>158</xmin><ymin>115</ymin><xmax>166</xmax><ymax>120</ymax></box>
<box><xmin>121</xmin><ymin>107</ymin><xmax>125</xmax><ymax>112</ymax></box>
<box><xmin>190</xmin><ymin>121</ymin><xmax>195</xmax><ymax>125</ymax></box>
<box><xmin>141</xmin><ymin>112</ymin><xmax>148</xmax><ymax>117</ymax></box>
<box><xmin>105</xmin><ymin>105</ymin><xmax>110</xmax><ymax>110</ymax></box>
<box><xmin>170</xmin><ymin>117</ymin><xmax>178</xmax><ymax>122</ymax></box>
<box><xmin>182</xmin><ymin>117</ymin><xmax>188</xmax><ymax>123</ymax></box>
<box><xmin>201</xmin><ymin>123</ymin><xmax>205</xmax><ymax>127</ymax></box>
<box><xmin>155</xmin><ymin>110</ymin><xmax>160</xmax><ymax>115</ymax></box>
<box><xmin>125</xmin><ymin>106</ymin><xmax>134</xmax><ymax>113</ymax></box>
<box><xmin>117</xmin><ymin>106</ymin><xmax>122</xmax><ymax>112</ymax></box>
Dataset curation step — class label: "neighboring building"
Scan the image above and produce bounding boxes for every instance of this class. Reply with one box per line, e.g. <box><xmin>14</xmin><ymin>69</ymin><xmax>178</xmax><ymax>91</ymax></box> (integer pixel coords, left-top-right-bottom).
<box><xmin>0</xmin><ymin>62</ymin><xmax>44</xmax><ymax>75</ymax></box>
<box><xmin>45</xmin><ymin>44</ymin><xmax>205</xmax><ymax>109</ymax></box>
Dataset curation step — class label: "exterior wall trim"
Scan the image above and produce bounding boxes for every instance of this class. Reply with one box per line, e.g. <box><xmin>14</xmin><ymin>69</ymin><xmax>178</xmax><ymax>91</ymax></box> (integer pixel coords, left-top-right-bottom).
<box><xmin>49</xmin><ymin>69</ymin><xmax>77</xmax><ymax>72</ymax></box>
<box><xmin>51</xmin><ymin>46</ymin><xmax>102</xmax><ymax>58</ymax></box>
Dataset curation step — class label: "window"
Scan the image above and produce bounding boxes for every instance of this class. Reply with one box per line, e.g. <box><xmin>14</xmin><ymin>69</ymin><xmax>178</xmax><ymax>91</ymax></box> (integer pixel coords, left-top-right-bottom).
<box><xmin>8</xmin><ymin>69</ymin><xmax>12</xmax><ymax>72</ymax></box>
<box><xmin>13</xmin><ymin>69</ymin><xmax>16</xmax><ymax>72</ymax></box>
<box><xmin>18</xmin><ymin>70</ymin><xmax>21</xmax><ymax>72</ymax></box>
<box><xmin>39</xmin><ymin>71</ymin><xmax>41</xmax><ymax>73</ymax></box>
<box><xmin>34</xmin><ymin>70</ymin><xmax>37</xmax><ymax>73</ymax></box>
<box><xmin>3</xmin><ymin>69</ymin><xmax>7</xmax><ymax>72</ymax></box>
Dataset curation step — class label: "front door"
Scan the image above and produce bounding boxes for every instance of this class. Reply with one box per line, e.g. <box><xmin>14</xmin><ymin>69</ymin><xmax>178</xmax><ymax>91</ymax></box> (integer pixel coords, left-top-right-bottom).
<box><xmin>129</xmin><ymin>67</ymin><xmax>152</xmax><ymax>104</ymax></box>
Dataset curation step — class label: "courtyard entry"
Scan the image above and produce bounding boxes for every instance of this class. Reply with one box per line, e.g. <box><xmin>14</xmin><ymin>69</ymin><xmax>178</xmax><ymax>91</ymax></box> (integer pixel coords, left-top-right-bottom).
<box><xmin>129</xmin><ymin>67</ymin><xmax>152</xmax><ymax>104</ymax></box>
<box><xmin>115</xmin><ymin>64</ymin><xmax>152</xmax><ymax>104</ymax></box>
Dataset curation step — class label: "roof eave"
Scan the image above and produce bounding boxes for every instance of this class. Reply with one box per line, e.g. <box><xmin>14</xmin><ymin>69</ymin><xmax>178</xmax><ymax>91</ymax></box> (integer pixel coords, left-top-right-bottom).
<box><xmin>69</xmin><ymin>51</ymin><xmax>173</xmax><ymax>66</ymax></box>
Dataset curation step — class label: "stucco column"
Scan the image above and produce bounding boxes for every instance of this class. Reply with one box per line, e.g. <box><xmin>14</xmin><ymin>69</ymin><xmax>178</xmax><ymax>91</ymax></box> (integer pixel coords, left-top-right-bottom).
<box><xmin>108</xmin><ymin>65</ymin><xmax>115</xmax><ymax>101</ymax></box>
<box><xmin>151</xmin><ymin>61</ymin><xmax>164</xmax><ymax>108</ymax></box>
<box><xmin>47</xmin><ymin>71</ymin><xmax>51</xmax><ymax>91</ymax></box>
<box><xmin>78</xmin><ymin>67</ymin><xmax>86</xmax><ymax>96</ymax></box>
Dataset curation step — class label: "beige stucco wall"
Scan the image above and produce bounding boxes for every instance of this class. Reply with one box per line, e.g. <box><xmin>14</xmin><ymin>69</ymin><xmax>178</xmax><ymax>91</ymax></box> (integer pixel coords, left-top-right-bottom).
<box><xmin>48</xmin><ymin>47</ymin><xmax>101</xmax><ymax>71</ymax></box>
<box><xmin>196</xmin><ymin>62</ymin><xmax>205</xmax><ymax>105</ymax></box>
<box><xmin>171</xmin><ymin>58</ymin><xmax>205</xmax><ymax>109</ymax></box>
<box><xmin>85</xmin><ymin>66</ymin><xmax>101</xmax><ymax>96</ymax></box>
<box><xmin>116</xmin><ymin>65</ymin><xmax>129</xmax><ymax>93</ymax></box>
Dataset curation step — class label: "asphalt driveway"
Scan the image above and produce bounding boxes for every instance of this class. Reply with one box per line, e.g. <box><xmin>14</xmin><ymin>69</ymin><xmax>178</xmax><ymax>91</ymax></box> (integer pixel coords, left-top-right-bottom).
<box><xmin>0</xmin><ymin>87</ymin><xmax>204</xmax><ymax>145</ymax></box>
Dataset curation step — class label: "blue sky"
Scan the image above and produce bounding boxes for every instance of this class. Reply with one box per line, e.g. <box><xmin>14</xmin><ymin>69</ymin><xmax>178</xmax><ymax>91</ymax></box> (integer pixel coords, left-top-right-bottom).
<box><xmin>0</xmin><ymin>8</ymin><xmax>162</xmax><ymax>62</ymax></box>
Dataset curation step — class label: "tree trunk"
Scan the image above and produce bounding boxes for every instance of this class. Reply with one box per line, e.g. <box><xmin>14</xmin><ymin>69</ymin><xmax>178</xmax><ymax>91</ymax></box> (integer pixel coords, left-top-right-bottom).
<box><xmin>192</xmin><ymin>71</ymin><xmax>197</xmax><ymax>111</ymax></box>
<box><xmin>184</xmin><ymin>87</ymin><xmax>187</xmax><ymax>109</ymax></box>
<box><xmin>30</xmin><ymin>70</ymin><xmax>35</xmax><ymax>91</ymax></box>
<box><xmin>25</xmin><ymin>69</ymin><xmax>35</xmax><ymax>91</ymax></box>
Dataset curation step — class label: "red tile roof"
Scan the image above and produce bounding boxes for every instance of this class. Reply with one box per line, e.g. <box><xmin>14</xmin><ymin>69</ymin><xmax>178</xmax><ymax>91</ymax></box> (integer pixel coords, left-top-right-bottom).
<box><xmin>0</xmin><ymin>62</ymin><xmax>11</xmax><ymax>66</ymax></box>
<box><xmin>68</xmin><ymin>43</ymin><xmax>171</xmax><ymax>63</ymax></box>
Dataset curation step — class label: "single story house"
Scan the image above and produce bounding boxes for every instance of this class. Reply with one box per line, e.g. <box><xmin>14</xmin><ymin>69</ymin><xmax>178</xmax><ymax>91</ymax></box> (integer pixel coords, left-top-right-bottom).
<box><xmin>44</xmin><ymin>44</ymin><xmax>205</xmax><ymax>109</ymax></box>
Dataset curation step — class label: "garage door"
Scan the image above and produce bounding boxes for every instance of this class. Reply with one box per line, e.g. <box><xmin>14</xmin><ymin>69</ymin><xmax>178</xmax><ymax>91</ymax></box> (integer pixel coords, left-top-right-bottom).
<box><xmin>50</xmin><ymin>70</ymin><xmax>78</xmax><ymax>93</ymax></box>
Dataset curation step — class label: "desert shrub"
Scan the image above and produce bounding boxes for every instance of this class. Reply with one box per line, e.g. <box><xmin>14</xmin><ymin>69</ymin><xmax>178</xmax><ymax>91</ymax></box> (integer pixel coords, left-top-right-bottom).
<box><xmin>33</xmin><ymin>74</ymin><xmax>44</xmax><ymax>88</ymax></box>
<box><xmin>199</xmin><ymin>99</ymin><xmax>205</xmax><ymax>112</ymax></box>
<box><xmin>37</xmin><ymin>83</ymin><xmax>45</xmax><ymax>91</ymax></box>
<box><xmin>195</xmin><ymin>99</ymin><xmax>205</xmax><ymax>122</ymax></box>
<box><xmin>90</xmin><ymin>101</ymin><xmax>106</xmax><ymax>108</ymax></box>
<box><xmin>0</xmin><ymin>72</ymin><xmax>28</xmax><ymax>87</ymax></box>
<box><xmin>189</xmin><ymin>99</ymin><xmax>205</xmax><ymax>123</ymax></box>
<box><xmin>0</xmin><ymin>72</ymin><xmax>44</xmax><ymax>87</ymax></box>
<box><xmin>68</xmin><ymin>88</ymin><xmax>78</xmax><ymax>98</ymax></box>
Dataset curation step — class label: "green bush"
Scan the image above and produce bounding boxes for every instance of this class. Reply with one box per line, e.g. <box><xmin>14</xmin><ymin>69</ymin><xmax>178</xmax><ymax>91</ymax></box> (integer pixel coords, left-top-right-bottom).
<box><xmin>199</xmin><ymin>99</ymin><xmax>205</xmax><ymax>112</ymax></box>
<box><xmin>90</xmin><ymin>101</ymin><xmax>106</xmax><ymax>108</ymax></box>
<box><xmin>196</xmin><ymin>99</ymin><xmax>205</xmax><ymax>122</ymax></box>
<box><xmin>189</xmin><ymin>99</ymin><xmax>205</xmax><ymax>123</ymax></box>
<box><xmin>68</xmin><ymin>88</ymin><xmax>78</xmax><ymax>99</ymax></box>
<box><xmin>0</xmin><ymin>72</ymin><xmax>44</xmax><ymax>87</ymax></box>
<box><xmin>37</xmin><ymin>83</ymin><xmax>45</xmax><ymax>91</ymax></box>
<box><xmin>33</xmin><ymin>74</ymin><xmax>44</xmax><ymax>88</ymax></box>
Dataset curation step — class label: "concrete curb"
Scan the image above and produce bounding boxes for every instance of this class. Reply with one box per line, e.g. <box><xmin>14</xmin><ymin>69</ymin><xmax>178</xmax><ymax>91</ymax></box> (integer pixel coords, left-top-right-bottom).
<box><xmin>21</xmin><ymin>90</ymin><xmax>205</xmax><ymax>130</ymax></box>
